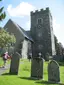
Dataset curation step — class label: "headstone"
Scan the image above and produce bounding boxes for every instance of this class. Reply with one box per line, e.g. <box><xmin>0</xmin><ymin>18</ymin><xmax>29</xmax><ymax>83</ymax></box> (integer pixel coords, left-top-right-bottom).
<box><xmin>48</xmin><ymin>60</ymin><xmax>60</xmax><ymax>82</ymax></box>
<box><xmin>31</xmin><ymin>57</ymin><xmax>43</xmax><ymax>79</ymax></box>
<box><xmin>9</xmin><ymin>52</ymin><xmax>20</xmax><ymax>74</ymax></box>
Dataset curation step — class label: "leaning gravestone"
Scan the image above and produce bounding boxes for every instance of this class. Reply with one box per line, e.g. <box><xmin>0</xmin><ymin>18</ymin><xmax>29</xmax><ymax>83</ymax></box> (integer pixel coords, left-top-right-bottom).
<box><xmin>48</xmin><ymin>60</ymin><xmax>60</xmax><ymax>82</ymax></box>
<box><xmin>9</xmin><ymin>52</ymin><xmax>20</xmax><ymax>74</ymax></box>
<box><xmin>31</xmin><ymin>57</ymin><xmax>43</xmax><ymax>79</ymax></box>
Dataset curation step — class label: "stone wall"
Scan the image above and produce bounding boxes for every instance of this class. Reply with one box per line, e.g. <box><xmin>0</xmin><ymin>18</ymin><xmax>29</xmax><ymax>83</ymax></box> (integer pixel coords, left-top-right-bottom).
<box><xmin>22</xmin><ymin>39</ymin><xmax>31</xmax><ymax>59</ymax></box>
<box><xmin>53</xmin><ymin>55</ymin><xmax>64</xmax><ymax>61</ymax></box>
<box><xmin>30</xmin><ymin>7</ymin><xmax>56</xmax><ymax>59</ymax></box>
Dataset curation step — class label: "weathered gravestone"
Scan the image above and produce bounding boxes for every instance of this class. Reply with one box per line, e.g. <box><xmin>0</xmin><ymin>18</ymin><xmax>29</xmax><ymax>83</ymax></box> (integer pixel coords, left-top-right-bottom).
<box><xmin>48</xmin><ymin>60</ymin><xmax>60</xmax><ymax>82</ymax></box>
<box><xmin>9</xmin><ymin>52</ymin><xmax>20</xmax><ymax>74</ymax></box>
<box><xmin>31</xmin><ymin>57</ymin><xmax>43</xmax><ymax>79</ymax></box>
<box><xmin>9</xmin><ymin>38</ymin><xmax>23</xmax><ymax>75</ymax></box>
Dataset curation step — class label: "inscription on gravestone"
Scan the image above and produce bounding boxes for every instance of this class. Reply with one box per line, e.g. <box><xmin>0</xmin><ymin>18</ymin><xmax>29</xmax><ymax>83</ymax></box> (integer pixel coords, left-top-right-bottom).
<box><xmin>48</xmin><ymin>60</ymin><xmax>60</xmax><ymax>82</ymax></box>
<box><xmin>31</xmin><ymin>57</ymin><xmax>43</xmax><ymax>79</ymax></box>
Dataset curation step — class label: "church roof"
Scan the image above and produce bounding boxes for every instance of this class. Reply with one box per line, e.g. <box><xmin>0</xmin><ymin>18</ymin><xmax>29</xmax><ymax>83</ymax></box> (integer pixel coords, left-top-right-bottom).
<box><xmin>4</xmin><ymin>19</ymin><xmax>34</xmax><ymax>42</ymax></box>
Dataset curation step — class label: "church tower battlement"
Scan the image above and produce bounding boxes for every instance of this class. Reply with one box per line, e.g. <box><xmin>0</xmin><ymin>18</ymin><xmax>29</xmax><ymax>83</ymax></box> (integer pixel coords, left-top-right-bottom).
<box><xmin>31</xmin><ymin>7</ymin><xmax>50</xmax><ymax>15</ymax></box>
<box><xmin>30</xmin><ymin>7</ymin><xmax>56</xmax><ymax>59</ymax></box>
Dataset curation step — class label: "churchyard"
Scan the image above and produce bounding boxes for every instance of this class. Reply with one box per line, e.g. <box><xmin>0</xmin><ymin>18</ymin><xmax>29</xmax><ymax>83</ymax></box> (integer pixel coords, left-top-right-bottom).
<box><xmin>0</xmin><ymin>6</ymin><xmax>64</xmax><ymax>85</ymax></box>
<box><xmin>0</xmin><ymin>58</ymin><xmax>64</xmax><ymax>85</ymax></box>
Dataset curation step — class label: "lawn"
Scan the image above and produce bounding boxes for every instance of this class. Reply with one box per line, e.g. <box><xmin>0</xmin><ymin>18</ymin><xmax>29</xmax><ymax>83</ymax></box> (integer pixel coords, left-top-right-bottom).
<box><xmin>0</xmin><ymin>59</ymin><xmax>64</xmax><ymax>85</ymax></box>
<box><xmin>0</xmin><ymin>57</ymin><xmax>4</xmax><ymax>67</ymax></box>
<box><xmin>0</xmin><ymin>57</ymin><xmax>11</xmax><ymax>67</ymax></box>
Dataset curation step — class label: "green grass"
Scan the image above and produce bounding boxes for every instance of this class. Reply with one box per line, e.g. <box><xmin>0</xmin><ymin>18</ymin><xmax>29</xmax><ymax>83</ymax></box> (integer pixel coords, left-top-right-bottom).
<box><xmin>0</xmin><ymin>57</ymin><xmax>4</xmax><ymax>67</ymax></box>
<box><xmin>0</xmin><ymin>57</ymin><xmax>11</xmax><ymax>67</ymax></box>
<box><xmin>0</xmin><ymin>59</ymin><xmax>64</xmax><ymax>85</ymax></box>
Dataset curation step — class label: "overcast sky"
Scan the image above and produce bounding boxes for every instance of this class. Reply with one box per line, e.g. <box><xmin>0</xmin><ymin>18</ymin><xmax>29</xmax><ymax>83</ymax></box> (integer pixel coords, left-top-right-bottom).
<box><xmin>0</xmin><ymin>0</ymin><xmax>64</xmax><ymax>46</ymax></box>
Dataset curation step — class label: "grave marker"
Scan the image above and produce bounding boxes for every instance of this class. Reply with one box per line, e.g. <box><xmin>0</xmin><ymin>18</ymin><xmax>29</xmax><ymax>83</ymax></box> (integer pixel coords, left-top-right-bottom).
<box><xmin>48</xmin><ymin>60</ymin><xmax>60</xmax><ymax>82</ymax></box>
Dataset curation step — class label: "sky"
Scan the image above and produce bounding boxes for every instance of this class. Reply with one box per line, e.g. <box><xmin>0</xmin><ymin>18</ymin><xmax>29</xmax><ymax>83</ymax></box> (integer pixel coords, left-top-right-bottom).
<box><xmin>0</xmin><ymin>0</ymin><xmax>64</xmax><ymax>46</ymax></box>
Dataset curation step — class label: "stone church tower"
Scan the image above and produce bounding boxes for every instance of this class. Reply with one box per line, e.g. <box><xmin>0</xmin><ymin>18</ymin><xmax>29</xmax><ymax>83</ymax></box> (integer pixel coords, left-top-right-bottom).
<box><xmin>30</xmin><ymin>7</ymin><xmax>56</xmax><ymax>59</ymax></box>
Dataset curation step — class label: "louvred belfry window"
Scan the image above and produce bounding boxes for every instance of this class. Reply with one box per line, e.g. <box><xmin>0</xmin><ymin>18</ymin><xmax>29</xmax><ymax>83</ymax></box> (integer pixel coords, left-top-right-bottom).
<box><xmin>37</xmin><ymin>18</ymin><xmax>43</xmax><ymax>24</ymax></box>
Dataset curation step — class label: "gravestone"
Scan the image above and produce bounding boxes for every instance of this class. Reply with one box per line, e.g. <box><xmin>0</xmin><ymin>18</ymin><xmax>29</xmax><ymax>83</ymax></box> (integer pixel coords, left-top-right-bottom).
<box><xmin>9</xmin><ymin>52</ymin><xmax>20</xmax><ymax>74</ymax></box>
<box><xmin>31</xmin><ymin>57</ymin><xmax>43</xmax><ymax>79</ymax></box>
<box><xmin>48</xmin><ymin>60</ymin><xmax>60</xmax><ymax>82</ymax></box>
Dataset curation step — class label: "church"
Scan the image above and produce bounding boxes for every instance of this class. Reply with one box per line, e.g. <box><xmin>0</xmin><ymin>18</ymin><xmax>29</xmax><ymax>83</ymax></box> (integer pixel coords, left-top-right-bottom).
<box><xmin>4</xmin><ymin>7</ymin><xmax>56</xmax><ymax>60</ymax></box>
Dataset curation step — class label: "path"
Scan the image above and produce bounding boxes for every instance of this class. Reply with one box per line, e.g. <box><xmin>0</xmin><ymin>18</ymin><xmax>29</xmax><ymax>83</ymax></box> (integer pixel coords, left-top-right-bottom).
<box><xmin>0</xmin><ymin>61</ymin><xmax>24</xmax><ymax>75</ymax></box>
<box><xmin>0</xmin><ymin>64</ymin><xmax>10</xmax><ymax>75</ymax></box>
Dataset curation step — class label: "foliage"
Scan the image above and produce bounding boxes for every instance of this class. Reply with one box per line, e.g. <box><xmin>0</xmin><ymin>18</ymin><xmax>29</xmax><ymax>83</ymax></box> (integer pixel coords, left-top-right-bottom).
<box><xmin>0</xmin><ymin>29</ymin><xmax>16</xmax><ymax>48</ymax></box>
<box><xmin>54</xmin><ymin>35</ymin><xmax>64</xmax><ymax>55</ymax></box>
<box><xmin>0</xmin><ymin>0</ymin><xmax>6</xmax><ymax>21</ymax></box>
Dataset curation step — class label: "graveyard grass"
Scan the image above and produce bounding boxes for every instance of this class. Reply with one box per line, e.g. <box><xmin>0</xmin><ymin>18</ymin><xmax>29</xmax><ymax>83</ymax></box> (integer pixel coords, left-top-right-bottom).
<box><xmin>0</xmin><ymin>59</ymin><xmax>64</xmax><ymax>85</ymax></box>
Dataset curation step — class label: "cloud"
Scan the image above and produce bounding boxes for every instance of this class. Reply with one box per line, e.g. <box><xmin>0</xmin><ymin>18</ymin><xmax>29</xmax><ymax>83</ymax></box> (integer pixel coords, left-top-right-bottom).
<box><xmin>53</xmin><ymin>18</ymin><xmax>61</xmax><ymax>37</ymax></box>
<box><xmin>53</xmin><ymin>18</ymin><xmax>64</xmax><ymax>46</ymax></box>
<box><xmin>7</xmin><ymin>2</ymin><xmax>36</xmax><ymax>17</ymax></box>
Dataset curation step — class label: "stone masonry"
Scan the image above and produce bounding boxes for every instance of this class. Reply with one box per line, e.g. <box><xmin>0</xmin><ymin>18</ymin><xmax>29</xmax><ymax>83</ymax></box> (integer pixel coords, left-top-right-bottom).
<box><xmin>30</xmin><ymin>7</ymin><xmax>56</xmax><ymax>59</ymax></box>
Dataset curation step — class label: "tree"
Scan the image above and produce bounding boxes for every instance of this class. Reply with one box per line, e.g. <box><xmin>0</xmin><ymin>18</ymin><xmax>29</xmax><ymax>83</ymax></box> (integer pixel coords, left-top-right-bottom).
<box><xmin>54</xmin><ymin>35</ymin><xmax>58</xmax><ymax>55</ymax></box>
<box><xmin>0</xmin><ymin>29</ymin><xmax>16</xmax><ymax>48</ymax></box>
<box><xmin>54</xmin><ymin>35</ymin><xmax>64</xmax><ymax>55</ymax></box>
<box><xmin>0</xmin><ymin>0</ymin><xmax>6</xmax><ymax>21</ymax></box>
<box><xmin>57</xmin><ymin>42</ymin><xmax>64</xmax><ymax>55</ymax></box>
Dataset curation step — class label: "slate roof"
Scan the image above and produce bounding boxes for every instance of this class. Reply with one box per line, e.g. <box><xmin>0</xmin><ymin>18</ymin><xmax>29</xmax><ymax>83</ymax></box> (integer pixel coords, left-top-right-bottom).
<box><xmin>4</xmin><ymin>19</ymin><xmax>34</xmax><ymax>42</ymax></box>
<box><xmin>18</xmin><ymin>25</ymin><xmax>34</xmax><ymax>42</ymax></box>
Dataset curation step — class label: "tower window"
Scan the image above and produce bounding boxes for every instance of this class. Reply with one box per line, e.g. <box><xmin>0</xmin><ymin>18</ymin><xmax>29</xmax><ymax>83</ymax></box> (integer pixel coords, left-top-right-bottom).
<box><xmin>37</xmin><ymin>18</ymin><xmax>43</xmax><ymax>24</ymax></box>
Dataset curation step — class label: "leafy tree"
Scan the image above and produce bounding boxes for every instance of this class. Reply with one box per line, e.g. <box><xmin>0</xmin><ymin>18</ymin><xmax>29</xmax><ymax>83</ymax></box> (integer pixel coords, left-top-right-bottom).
<box><xmin>0</xmin><ymin>0</ymin><xmax>16</xmax><ymax>55</ymax></box>
<box><xmin>0</xmin><ymin>29</ymin><xmax>16</xmax><ymax>48</ymax></box>
<box><xmin>0</xmin><ymin>0</ymin><xmax>6</xmax><ymax>21</ymax></box>
<box><xmin>57</xmin><ymin>42</ymin><xmax>64</xmax><ymax>55</ymax></box>
<box><xmin>54</xmin><ymin>35</ymin><xmax>58</xmax><ymax>54</ymax></box>
<box><xmin>54</xmin><ymin>35</ymin><xmax>64</xmax><ymax>55</ymax></box>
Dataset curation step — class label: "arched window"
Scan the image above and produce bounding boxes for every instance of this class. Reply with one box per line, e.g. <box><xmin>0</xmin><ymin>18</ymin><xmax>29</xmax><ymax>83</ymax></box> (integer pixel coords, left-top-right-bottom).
<box><xmin>37</xmin><ymin>18</ymin><xmax>43</xmax><ymax>24</ymax></box>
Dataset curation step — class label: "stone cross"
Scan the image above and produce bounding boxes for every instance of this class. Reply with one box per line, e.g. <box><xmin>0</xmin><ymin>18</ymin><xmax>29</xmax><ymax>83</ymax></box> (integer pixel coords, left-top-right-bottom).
<box><xmin>48</xmin><ymin>60</ymin><xmax>60</xmax><ymax>82</ymax></box>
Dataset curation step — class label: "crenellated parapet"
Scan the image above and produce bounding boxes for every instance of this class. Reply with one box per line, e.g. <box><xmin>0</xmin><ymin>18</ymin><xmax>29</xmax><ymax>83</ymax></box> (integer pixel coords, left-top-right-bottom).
<box><xmin>31</xmin><ymin>7</ymin><xmax>50</xmax><ymax>16</ymax></box>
